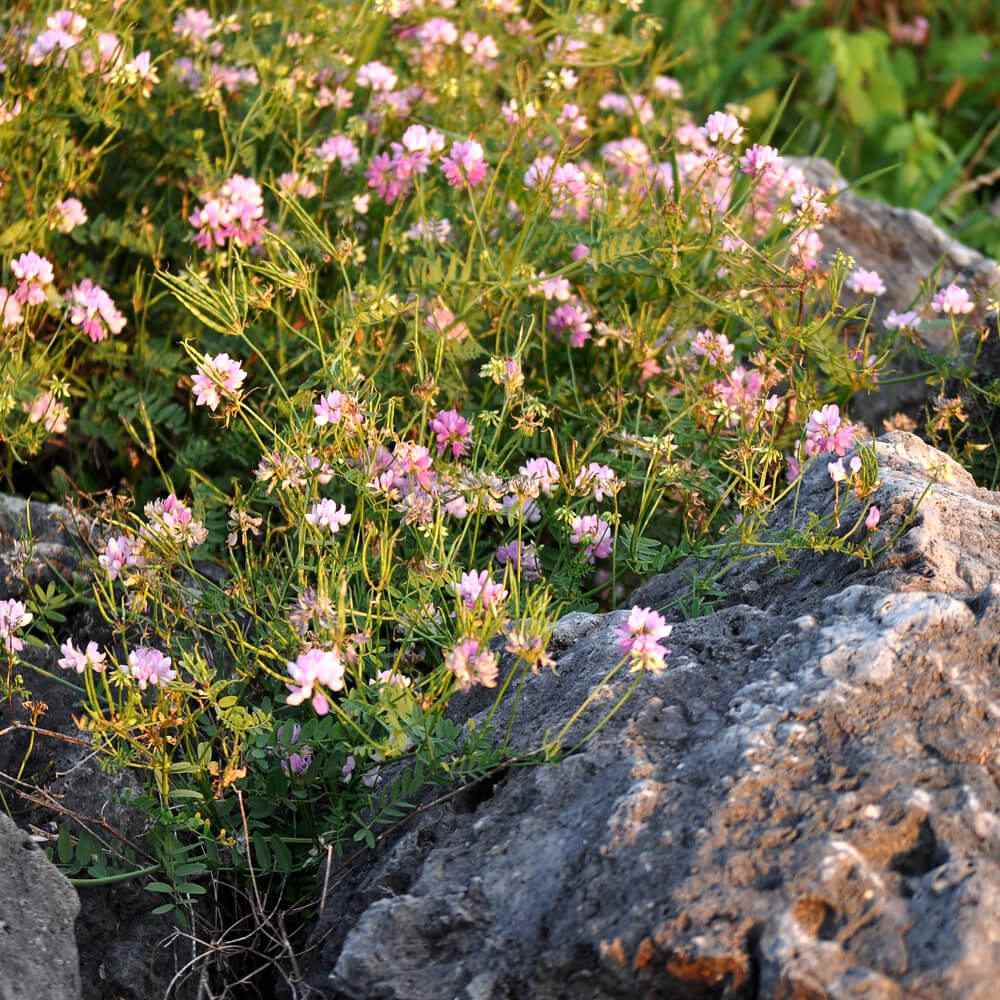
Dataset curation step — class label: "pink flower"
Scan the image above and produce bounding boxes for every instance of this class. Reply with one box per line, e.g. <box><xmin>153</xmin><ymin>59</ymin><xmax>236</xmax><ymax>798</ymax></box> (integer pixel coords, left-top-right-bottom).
<box><xmin>430</xmin><ymin>409</ymin><xmax>472</xmax><ymax>458</ymax></box>
<box><xmin>356</xmin><ymin>60</ymin><xmax>398</xmax><ymax>92</ymax></box>
<box><xmin>426</xmin><ymin>302</ymin><xmax>470</xmax><ymax>342</ymax></box>
<box><xmin>277</xmin><ymin>172</ymin><xmax>319</xmax><ymax>198</ymax></box>
<box><xmin>314</xmin><ymin>390</ymin><xmax>364</xmax><ymax>428</ymax></box>
<box><xmin>600</xmin><ymin>138</ymin><xmax>652</xmax><ymax>179</ymax></box>
<box><xmin>713</xmin><ymin>366</ymin><xmax>764</xmax><ymax>419</ymax></box>
<box><xmin>931</xmin><ymin>283</ymin><xmax>974</xmax><ymax>316</ymax></box>
<box><xmin>575</xmin><ymin>463</ymin><xmax>619</xmax><ymax>502</ymax></box>
<box><xmin>789</xmin><ymin>228</ymin><xmax>823</xmax><ymax>271</ymax></box>
<box><xmin>189</xmin><ymin>175</ymin><xmax>266</xmax><ymax>249</ymax></box>
<box><xmin>142</xmin><ymin>495</ymin><xmax>208</xmax><ymax>548</ymax></box>
<box><xmin>445</xmin><ymin>638</ymin><xmax>498</xmax><ymax>692</ymax></box>
<box><xmin>173</xmin><ymin>8</ymin><xmax>217</xmax><ymax>45</ymax></box>
<box><xmin>365</xmin><ymin>152</ymin><xmax>408</xmax><ymax>204</ymax></box>
<box><xmin>28</xmin><ymin>10</ymin><xmax>86</xmax><ymax>64</ymax></box>
<box><xmin>886</xmin><ymin>309</ymin><xmax>921</xmax><ymax>331</ymax></box>
<box><xmin>67</xmin><ymin>279</ymin><xmax>126</xmax><ymax>342</ymax></box>
<box><xmin>847</xmin><ymin>268</ymin><xmax>886</xmax><ymax>297</ymax></box>
<box><xmin>286</xmin><ymin>647</ymin><xmax>345</xmax><ymax>714</ymax></box>
<box><xmin>441</xmin><ymin>140</ymin><xmax>488</xmax><ymax>188</ymax></box>
<box><xmin>305</xmin><ymin>499</ymin><xmax>351</xmax><ymax>533</ymax></box>
<box><xmin>11</xmin><ymin>252</ymin><xmax>54</xmax><ymax>305</ymax></box>
<box><xmin>392</xmin><ymin>442</ymin><xmax>435</xmax><ymax>491</ymax></box>
<box><xmin>0</xmin><ymin>289</ymin><xmax>22</xmax><ymax>329</ymax></box>
<box><xmin>533</xmin><ymin>275</ymin><xmax>572</xmax><ymax>302</ymax></box>
<box><xmin>740</xmin><ymin>144</ymin><xmax>783</xmax><ymax>179</ymax></box>
<box><xmin>571</xmin><ymin>243</ymin><xmax>590</xmax><ymax>261</ymax></box>
<box><xmin>99</xmin><ymin>534</ymin><xmax>141</xmax><ymax>580</ymax></box>
<box><xmin>58</xmin><ymin>639</ymin><xmax>107</xmax><ymax>673</ymax></box>
<box><xmin>865</xmin><ymin>505</ymin><xmax>881</xmax><ymax>531</ymax></box>
<box><xmin>191</xmin><ymin>353</ymin><xmax>247</xmax><ymax>410</ymax></box>
<box><xmin>0</xmin><ymin>599</ymin><xmax>32</xmax><ymax>654</ymax></box>
<box><xmin>891</xmin><ymin>16</ymin><xmax>929</xmax><ymax>46</ymax></box>
<box><xmin>495</xmin><ymin>541</ymin><xmax>541</xmax><ymax>582</ymax></box>
<box><xmin>827</xmin><ymin>459</ymin><xmax>847</xmax><ymax>483</ymax></box>
<box><xmin>24</xmin><ymin>393</ymin><xmax>69</xmax><ymax>434</ymax></box>
<box><xmin>126</xmin><ymin>647</ymin><xmax>176</xmax><ymax>690</ymax></box>
<box><xmin>618</xmin><ymin>606</ymin><xmax>672</xmax><ymax>673</ymax></box>
<box><xmin>314</xmin><ymin>134</ymin><xmax>360</xmax><ymax>170</ymax></box>
<box><xmin>53</xmin><ymin>197</ymin><xmax>88</xmax><ymax>233</ymax></box>
<box><xmin>654</xmin><ymin>75</ymin><xmax>683</xmax><ymax>100</ymax></box>
<box><xmin>519</xmin><ymin>457</ymin><xmax>560</xmax><ymax>495</ymax></box>
<box><xmin>805</xmin><ymin>404</ymin><xmax>856</xmax><ymax>457</ymax></box>
<box><xmin>122</xmin><ymin>51</ymin><xmax>160</xmax><ymax>96</ymax></box>
<box><xmin>548</xmin><ymin>301</ymin><xmax>592</xmax><ymax>347</ymax></box>
<box><xmin>280</xmin><ymin>724</ymin><xmax>313</xmax><ymax>776</ymax></box>
<box><xmin>691</xmin><ymin>330</ymin><xmax>734</xmax><ymax>367</ymax></box>
<box><xmin>456</xmin><ymin>570</ymin><xmax>507</xmax><ymax>611</ymax></box>
<box><xmin>702</xmin><ymin>111</ymin><xmax>744</xmax><ymax>145</ymax></box>
<box><xmin>570</xmin><ymin>514</ymin><xmax>613</xmax><ymax>562</ymax></box>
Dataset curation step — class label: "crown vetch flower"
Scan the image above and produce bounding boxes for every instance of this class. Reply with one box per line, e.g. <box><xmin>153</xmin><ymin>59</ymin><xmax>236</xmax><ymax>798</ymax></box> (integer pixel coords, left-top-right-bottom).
<box><xmin>305</xmin><ymin>499</ymin><xmax>351</xmax><ymax>534</ymax></box>
<box><xmin>441</xmin><ymin>140</ymin><xmax>487</xmax><ymax>188</ymax></box>
<box><xmin>142</xmin><ymin>494</ymin><xmax>208</xmax><ymax>548</ymax></box>
<box><xmin>445</xmin><ymin>638</ymin><xmax>498</xmax><ymax>692</ymax></box>
<box><xmin>11</xmin><ymin>251</ymin><xmax>54</xmax><ymax>305</ymax></box>
<box><xmin>430</xmin><ymin>409</ymin><xmax>472</xmax><ymax>458</ymax></box>
<box><xmin>575</xmin><ymin>462</ymin><xmax>619</xmax><ymax>502</ymax></box>
<box><xmin>456</xmin><ymin>569</ymin><xmax>507</xmax><ymax>611</ymax></box>
<box><xmin>68</xmin><ymin>279</ymin><xmax>126</xmax><ymax>342</ymax></box>
<box><xmin>618</xmin><ymin>606</ymin><xmax>672</xmax><ymax>673</ymax></box>
<box><xmin>25</xmin><ymin>393</ymin><xmax>69</xmax><ymax>434</ymax></box>
<box><xmin>495</xmin><ymin>541</ymin><xmax>542</xmax><ymax>581</ymax></box>
<box><xmin>58</xmin><ymin>639</ymin><xmax>107</xmax><ymax>673</ymax></box>
<box><xmin>703</xmin><ymin>111</ymin><xmax>744</xmax><ymax>145</ymax></box>
<box><xmin>0</xmin><ymin>599</ymin><xmax>32</xmax><ymax>653</ymax></box>
<box><xmin>847</xmin><ymin>268</ymin><xmax>886</xmax><ymax>297</ymax></box>
<box><xmin>931</xmin><ymin>283</ymin><xmax>974</xmax><ymax>316</ymax></box>
<box><xmin>286</xmin><ymin>647</ymin><xmax>345</xmax><ymax>714</ymax></box>
<box><xmin>192</xmin><ymin>353</ymin><xmax>247</xmax><ymax>410</ymax></box>
<box><xmin>53</xmin><ymin>197</ymin><xmax>88</xmax><ymax>233</ymax></box>
<box><xmin>126</xmin><ymin>647</ymin><xmax>176</xmax><ymax>690</ymax></box>
<box><xmin>570</xmin><ymin>514</ymin><xmax>613</xmax><ymax>562</ymax></box>
<box><xmin>99</xmin><ymin>534</ymin><xmax>141</xmax><ymax>580</ymax></box>
<box><xmin>804</xmin><ymin>404</ymin><xmax>856</xmax><ymax>457</ymax></box>
<box><xmin>0</xmin><ymin>289</ymin><xmax>23</xmax><ymax>329</ymax></box>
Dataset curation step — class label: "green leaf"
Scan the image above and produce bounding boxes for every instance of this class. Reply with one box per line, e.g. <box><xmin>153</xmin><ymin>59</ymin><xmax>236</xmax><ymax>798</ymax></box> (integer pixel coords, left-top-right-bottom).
<box><xmin>57</xmin><ymin>825</ymin><xmax>73</xmax><ymax>866</ymax></box>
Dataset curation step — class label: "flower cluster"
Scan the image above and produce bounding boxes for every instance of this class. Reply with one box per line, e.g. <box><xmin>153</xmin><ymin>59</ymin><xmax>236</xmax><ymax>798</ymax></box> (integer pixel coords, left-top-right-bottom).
<box><xmin>618</xmin><ymin>606</ymin><xmax>672</xmax><ymax>673</ymax></box>
<box><xmin>190</xmin><ymin>175</ymin><xmax>267</xmax><ymax>249</ymax></box>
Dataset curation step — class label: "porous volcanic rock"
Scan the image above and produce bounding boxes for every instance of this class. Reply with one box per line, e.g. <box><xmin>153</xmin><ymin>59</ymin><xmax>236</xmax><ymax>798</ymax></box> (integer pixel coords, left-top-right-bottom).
<box><xmin>303</xmin><ymin>432</ymin><xmax>1000</xmax><ymax>1000</ymax></box>
<box><xmin>793</xmin><ymin>157</ymin><xmax>1000</xmax><ymax>427</ymax></box>
<box><xmin>0</xmin><ymin>811</ymin><xmax>81</xmax><ymax>1000</ymax></box>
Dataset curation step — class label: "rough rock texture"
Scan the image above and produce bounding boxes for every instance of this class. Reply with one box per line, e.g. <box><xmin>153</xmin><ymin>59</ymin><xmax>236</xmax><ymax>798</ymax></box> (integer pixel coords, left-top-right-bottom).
<box><xmin>794</xmin><ymin>157</ymin><xmax>1000</xmax><ymax>426</ymax></box>
<box><xmin>304</xmin><ymin>432</ymin><xmax>1000</xmax><ymax>1000</ymax></box>
<box><xmin>0</xmin><ymin>811</ymin><xmax>81</xmax><ymax>1000</ymax></box>
<box><xmin>0</xmin><ymin>493</ymin><xmax>90</xmax><ymax>600</ymax></box>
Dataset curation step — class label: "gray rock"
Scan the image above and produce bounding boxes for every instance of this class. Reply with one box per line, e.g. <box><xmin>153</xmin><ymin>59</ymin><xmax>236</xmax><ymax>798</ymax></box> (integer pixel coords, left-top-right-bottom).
<box><xmin>0</xmin><ymin>812</ymin><xmax>81</xmax><ymax>1000</ymax></box>
<box><xmin>303</xmin><ymin>432</ymin><xmax>1000</xmax><ymax>999</ymax></box>
<box><xmin>792</xmin><ymin>157</ymin><xmax>1000</xmax><ymax>426</ymax></box>
<box><xmin>0</xmin><ymin>494</ymin><xmax>91</xmax><ymax>600</ymax></box>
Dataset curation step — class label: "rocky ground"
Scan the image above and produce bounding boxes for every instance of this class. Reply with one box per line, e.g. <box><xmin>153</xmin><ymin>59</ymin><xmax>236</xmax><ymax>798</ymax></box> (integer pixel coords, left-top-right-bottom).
<box><xmin>302</xmin><ymin>431</ymin><xmax>1000</xmax><ymax>1000</ymax></box>
<box><xmin>2</xmin><ymin>164</ymin><xmax>1000</xmax><ymax>1000</ymax></box>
